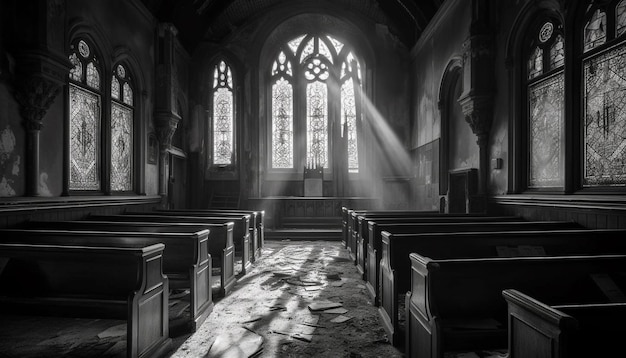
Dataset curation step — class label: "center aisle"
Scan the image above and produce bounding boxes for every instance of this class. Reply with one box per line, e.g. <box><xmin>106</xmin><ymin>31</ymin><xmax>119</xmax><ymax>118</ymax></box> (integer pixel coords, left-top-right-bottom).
<box><xmin>169</xmin><ymin>240</ymin><xmax>403</xmax><ymax>358</ymax></box>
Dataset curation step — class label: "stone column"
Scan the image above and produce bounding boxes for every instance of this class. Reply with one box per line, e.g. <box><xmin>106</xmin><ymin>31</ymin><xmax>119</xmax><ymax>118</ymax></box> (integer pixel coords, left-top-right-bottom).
<box><xmin>10</xmin><ymin>0</ymin><xmax>71</xmax><ymax>196</ymax></box>
<box><xmin>154</xmin><ymin>23</ymin><xmax>181</xmax><ymax>204</ymax></box>
<box><xmin>15</xmin><ymin>73</ymin><xmax>65</xmax><ymax>196</ymax></box>
<box><xmin>457</xmin><ymin>18</ymin><xmax>494</xmax><ymax>212</ymax></box>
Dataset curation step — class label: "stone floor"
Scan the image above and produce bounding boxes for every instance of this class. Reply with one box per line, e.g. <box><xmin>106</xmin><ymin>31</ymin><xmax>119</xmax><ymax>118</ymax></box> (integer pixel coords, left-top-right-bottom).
<box><xmin>0</xmin><ymin>240</ymin><xmax>404</xmax><ymax>358</ymax></box>
<box><xmin>170</xmin><ymin>240</ymin><xmax>403</xmax><ymax>357</ymax></box>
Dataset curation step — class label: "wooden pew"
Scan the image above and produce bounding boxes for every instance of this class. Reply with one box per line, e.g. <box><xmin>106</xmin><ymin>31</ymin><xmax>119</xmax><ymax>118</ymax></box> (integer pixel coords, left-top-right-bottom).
<box><xmin>345</xmin><ymin>209</ymin><xmax>438</xmax><ymax>250</ymax></box>
<box><xmin>86</xmin><ymin>215</ymin><xmax>237</xmax><ymax>296</ymax></box>
<box><xmin>364</xmin><ymin>219</ymin><xmax>576</xmax><ymax>306</ymax></box>
<box><xmin>1</xmin><ymin>226</ymin><xmax>214</xmax><ymax>331</ymax></box>
<box><xmin>394</xmin><ymin>228</ymin><xmax>626</xmax><ymax>354</ymax></box>
<box><xmin>357</xmin><ymin>215</ymin><xmax>523</xmax><ymax>279</ymax></box>
<box><xmin>156</xmin><ymin>208</ymin><xmax>265</xmax><ymax>251</ymax></box>
<box><xmin>349</xmin><ymin>211</ymin><xmax>489</xmax><ymax>263</ymax></box>
<box><xmin>155</xmin><ymin>209</ymin><xmax>263</xmax><ymax>261</ymax></box>
<box><xmin>123</xmin><ymin>211</ymin><xmax>252</xmax><ymax>273</ymax></box>
<box><xmin>503</xmin><ymin>289</ymin><xmax>626</xmax><ymax>358</ymax></box>
<box><xmin>0</xmin><ymin>242</ymin><xmax>171</xmax><ymax>358</ymax></box>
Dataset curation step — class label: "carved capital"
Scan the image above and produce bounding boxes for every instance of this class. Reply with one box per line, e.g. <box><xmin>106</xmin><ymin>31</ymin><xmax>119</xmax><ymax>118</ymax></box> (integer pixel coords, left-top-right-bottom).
<box><xmin>458</xmin><ymin>93</ymin><xmax>493</xmax><ymax>146</ymax></box>
<box><xmin>462</xmin><ymin>33</ymin><xmax>493</xmax><ymax>63</ymax></box>
<box><xmin>155</xmin><ymin>112</ymin><xmax>180</xmax><ymax>150</ymax></box>
<box><xmin>15</xmin><ymin>74</ymin><xmax>63</xmax><ymax>131</ymax></box>
<box><xmin>13</xmin><ymin>49</ymin><xmax>71</xmax><ymax>131</ymax></box>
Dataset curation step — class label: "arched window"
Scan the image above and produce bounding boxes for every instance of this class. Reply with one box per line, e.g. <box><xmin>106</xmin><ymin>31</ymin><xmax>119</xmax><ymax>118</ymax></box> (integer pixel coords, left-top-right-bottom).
<box><xmin>68</xmin><ymin>38</ymin><xmax>102</xmax><ymax>191</ymax></box>
<box><xmin>269</xmin><ymin>34</ymin><xmax>362</xmax><ymax>173</ymax></box>
<box><xmin>211</xmin><ymin>60</ymin><xmax>235</xmax><ymax>166</ymax></box>
<box><xmin>110</xmin><ymin>63</ymin><xmax>134</xmax><ymax>191</ymax></box>
<box><xmin>526</xmin><ymin>18</ymin><xmax>565</xmax><ymax>188</ymax></box>
<box><xmin>582</xmin><ymin>0</ymin><xmax>626</xmax><ymax>187</ymax></box>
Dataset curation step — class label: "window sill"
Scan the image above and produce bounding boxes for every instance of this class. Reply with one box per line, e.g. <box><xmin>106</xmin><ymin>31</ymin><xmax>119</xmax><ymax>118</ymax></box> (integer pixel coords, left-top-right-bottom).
<box><xmin>490</xmin><ymin>194</ymin><xmax>626</xmax><ymax>212</ymax></box>
<box><xmin>0</xmin><ymin>195</ymin><xmax>161</xmax><ymax>213</ymax></box>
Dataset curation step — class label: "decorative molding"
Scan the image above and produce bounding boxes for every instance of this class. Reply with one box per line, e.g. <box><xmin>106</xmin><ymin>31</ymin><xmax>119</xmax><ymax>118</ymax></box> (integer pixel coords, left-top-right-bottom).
<box><xmin>154</xmin><ymin>112</ymin><xmax>181</xmax><ymax>151</ymax></box>
<box><xmin>15</xmin><ymin>75</ymin><xmax>63</xmax><ymax>131</ymax></box>
<box><xmin>13</xmin><ymin>50</ymin><xmax>71</xmax><ymax>129</ymax></box>
<box><xmin>458</xmin><ymin>93</ymin><xmax>493</xmax><ymax>146</ymax></box>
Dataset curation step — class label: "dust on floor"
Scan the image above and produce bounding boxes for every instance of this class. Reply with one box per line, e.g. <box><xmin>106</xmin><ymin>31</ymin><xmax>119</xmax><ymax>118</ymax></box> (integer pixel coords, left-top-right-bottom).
<box><xmin>170</xmin><ymin>240</ymin><xmax>402</xmax><ymax>358</ymax></box>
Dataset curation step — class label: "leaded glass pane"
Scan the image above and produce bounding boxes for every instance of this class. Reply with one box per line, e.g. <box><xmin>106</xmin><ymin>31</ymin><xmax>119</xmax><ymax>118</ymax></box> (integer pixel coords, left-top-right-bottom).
<box><xmin>583</xmin><ymin>45</ymin><xmax>626</xmax><ymax>186</ymax></box>
<box><xmin>213</xmin><ymin>87</ymin><xmax>233</xmax><ymax>165</ymax></box>
<box><xmin>78</xmin><ymin>40</ymin><xmax>90</xmax><ymax>58</ymax></box>
<box><xmin>341</xmin><ymin>78</ymin><xmax>359</xmax><ymax>173</ymax></box>
<box><xmin>539</xmin><ymin>22</ymin><xmax>554</xmax><ymax>43</ymax></box>
<box><xmin>528</xmin><ymin>73</ymin><xmax>564</xmax><ymax>187</ymax></box>
<box><xmin>69</xmin><ymin>84</ymin><xmax>100</xmax><ymax>190</ymax></box>
<box><xmin>123</xmin><ymin>83</ymin><xmax>133</xmax><ymax>105</ymax></box>
<box><xmin>111</xmin><ymin>76</ymin><xmax>120</xmax><ymax>99</ymax></box>
<box><xmin>300</xmin><ymin>37</ymin><xmax>315</xmax><ymax>63</ymax></box>
<box><xmin>618</xmin><ymin>0</ymin><xmax>626</xmax><ymax>37</ymax></box>
<box><xmin>347</xmin><ymin>52</ymin><xmax>361</xmax><ymax>81</ymax></box>
<box><xmin>86</xmin><ymin>62</ymin><xmax>100</xmax><ymax>89</ymax></box>
<box><xmin>271</xmin><ymin>78</ymin><xmax>293</xmax><ymax>168</ymax></box>
<box><xmin>306</xmin><ymin>81</ymin><xmax>328</xmax><ymax>168</ymax></box>
<box><xmin>318</xmin><ymin>38</ymin><xmax>333</xmax><ymax>63</ymax></box>
<box><xmin>69</xmin><ymin>53</ymin><xmax>82</xmax><ymax>82</ymax></box>
<box><xmin>327</xmin><ymin>35</ymin><xmax>344</xmax><ymax>55</ymax></box>
<box><xmin>288</xmin><ymin>35</ymin><xmax>305</xmax><ymax>54</ymax></box>
<box><xmin>550</xmin><ymin>35</ymin><xmax>565</xmax><ymax>69</ymax></box>
<box><xmin>111</xmin><ymin>102</ymin><xmax>133</xmax><ymax>191</ymax></box>
<box><xmin>528</xmin><ymin>47</ymin><xmax>543</xmax><ymax>80</ymax></box>
<box><xmin>584</xmin><ymin>9</ymin><xmax>607</xmax><ymax>52</ymax></box>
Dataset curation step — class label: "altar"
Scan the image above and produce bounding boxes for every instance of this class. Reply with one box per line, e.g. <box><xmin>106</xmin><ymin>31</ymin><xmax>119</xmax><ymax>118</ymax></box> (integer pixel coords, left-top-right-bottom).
<box><xmin>248</xmin><ymin>196</ymin><xmax>380</xmax><ymax>229</ymax></box>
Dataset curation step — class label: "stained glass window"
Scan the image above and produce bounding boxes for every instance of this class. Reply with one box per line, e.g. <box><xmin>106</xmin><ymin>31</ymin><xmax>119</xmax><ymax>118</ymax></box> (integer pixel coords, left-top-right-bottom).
<box><xmin>528</xmin><ymin>73</ymin><xmax>564</xmax><ymax>187</ymax></box>
<box><xmin>306</xmin><ymin>81</ymin><xmax>328</xmax><ymax>168</ymax></box>
<box><xmin>110</xmin><ymin>63</ymin><xmax>133</xmax><ymax>191</ymax></box>
<box><xmin>583</xmin><ymin>45</ymin><xmax>626</xmax><ymax>186</ymax></box>
<box><xmin>272</xmin><ymin>78</ymin><xmax>293</xmax><ymax>168</ymax></box>
<box><xmin>341</xmin><ymin>78</ymin><xmax>359</xmax><ymax>172</ymax></box>
<box><xmin>327</xmin><ymin>35</ymin><xmax>344</xmax><ymax>55</ymax></box>
<box><xmin>288</xmin><ymin>35</ymin><xmax>305</xmax><ymax>54</ymax></box>
<box><xmin>69</xmin><ymin>53</ymin><xmax>82</xmax><ymax>81</ymax></box>
<box><xmin>69</xmin><ymin>84</ymin><xmax>101</xmax><ymax>190</ymax></box>
<box><xmin>212</xmin><ymin>60</ymin><xmax>234</xmax><ymax>165</ymax></box>
<box><xmin>300</xmin><ymin>37</ymin><xmax>315</xmax><ymax>63</ymax></box>
<box><xmin>584</xmin><ymin>9</ymin><xmax>607</xmax><ymax>52</ymax></box>
<box><xmin>68</xmin><ymin>38</ymin><xmax>102</xmax><ymax>191</ymax></box>
<box><xmin>550</xmin><ymin>35</ymin><xmax>565</xmax><ymax>68</ymax></box>
<box><xmin>111</xmin><ymin>76</ymin><xmax>120</xmax><ymax>100</ymax></box>
<box><xmin>123</xmin><ymin>83</ymin><xmax>133</xmax><ymax>105</ymax></box>
<box><xmin>86</xmin><ymin>62</ymin><xmax>100</xmax><ymax>89</ymax></box>
<box><xmin>618</xmin><ymin>0</ymin><xmax>626</xmax><ymax>37</ymax></box>
<box><xmin>111</xmin><ymin>103</ymin><xmax>133</xmax><ymax>190</ymax></box>
<box><xmin>269</xmin><ymin>34</ymin><xmax>362</xmax><ymax>173</ymax></box>
<box><xmin>526</xmin><ymin>20</ymin><xmax>565</xmax><ymax>188</ymax></box>
<box><xmin>318</xmin><ymin>39</ymin><xmax>333</xmax><ymax>63</ymax></box>
<box><xmin>528</xmin><ymin>47</ymin><xmax>543</xmax><ymax>80</ymax></box>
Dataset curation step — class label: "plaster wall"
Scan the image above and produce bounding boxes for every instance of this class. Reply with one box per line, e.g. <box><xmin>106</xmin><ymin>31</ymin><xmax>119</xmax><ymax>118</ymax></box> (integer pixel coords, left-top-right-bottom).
<box><xmin>410</xmin><ymin>0</ymin><xmax>471</xmax><ymax>210</ymax></box>
<box><xmin>1</xmin><ymin>0</ymin><xmax>159</xmax><ymax>198</ymax></box>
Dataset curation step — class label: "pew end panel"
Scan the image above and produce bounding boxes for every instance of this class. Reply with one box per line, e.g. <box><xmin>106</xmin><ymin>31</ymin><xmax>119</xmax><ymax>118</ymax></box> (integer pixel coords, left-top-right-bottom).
<box><xmin>408</xmin><ymin>254</ymin><xmax>626</xmax><ymax>358</ymax></box>
<box><xmin>504</xmin><ymin>289</ymin><xmax>626</xmax><ymax>358</ymax></box>
<box><xmin>503</xmin><ymin>289</ymin><xmax>578</xmax><ymax>358</ymax></box>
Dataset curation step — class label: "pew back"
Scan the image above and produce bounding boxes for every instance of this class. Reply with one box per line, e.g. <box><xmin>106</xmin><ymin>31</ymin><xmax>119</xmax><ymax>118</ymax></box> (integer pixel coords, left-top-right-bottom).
<box><xmin>0</xmin><ymin>242</ymin><xmax>171</xmax><ymax>358</ymax></box>
<box><xmin>0</xmin><ymin>227</ymin><xmax>214</xmax><ymax>330</ymax></box>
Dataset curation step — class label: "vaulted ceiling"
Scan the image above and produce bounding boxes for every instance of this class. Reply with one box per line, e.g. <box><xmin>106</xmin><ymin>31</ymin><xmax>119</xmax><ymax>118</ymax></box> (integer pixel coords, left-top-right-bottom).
<box><xmin>140</xmin><ymin>0</ymin><xmax>444</xmax><ymax>52</ymax></box>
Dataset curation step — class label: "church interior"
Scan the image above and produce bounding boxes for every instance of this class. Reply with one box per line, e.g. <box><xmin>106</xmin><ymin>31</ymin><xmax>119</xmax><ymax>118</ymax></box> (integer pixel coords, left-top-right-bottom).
<box><xmin>1</xmin><ymin>0</ymin><xmax>626</xmax><ymax>357</ymax></box>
